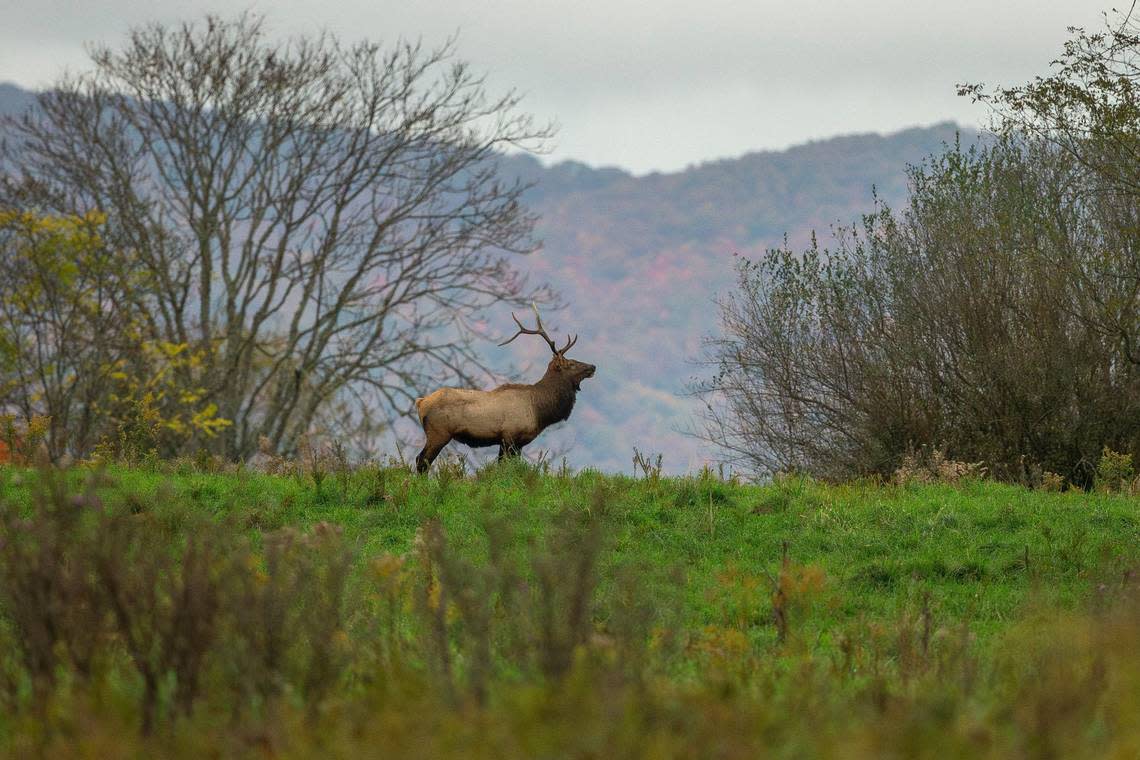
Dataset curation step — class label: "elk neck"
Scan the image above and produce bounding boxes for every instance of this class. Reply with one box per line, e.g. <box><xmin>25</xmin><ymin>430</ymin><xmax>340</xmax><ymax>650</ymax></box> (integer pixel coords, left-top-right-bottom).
<box><xmin>532</xmin><ymin>367</ymin><xmax>579</xmax><ymax>427</ymax></box>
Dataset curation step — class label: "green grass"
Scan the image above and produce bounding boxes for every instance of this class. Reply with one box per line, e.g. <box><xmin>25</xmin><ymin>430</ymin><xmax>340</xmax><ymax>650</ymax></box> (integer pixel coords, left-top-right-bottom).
<box><xmin>4</xmin><ymin>462</ymin><xmax>1134</xmax><ymax>646</ymax></box>
<box><xmin>0</xmin><ymin>461</ymin><xmax>1137</xmax><ymax>757</ymax></box>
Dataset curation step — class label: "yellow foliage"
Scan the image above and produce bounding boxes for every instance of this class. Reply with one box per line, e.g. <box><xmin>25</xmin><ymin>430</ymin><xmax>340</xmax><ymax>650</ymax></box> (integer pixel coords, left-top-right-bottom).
<box><xmin>98</xmin><ymin>339</ymin><xmax>231</xmax><ymax>459</ymax></box>
<box><xmin>0</xmin><ymin>210</ymin><xmax>110</xmax><ymax>301</ymax></box>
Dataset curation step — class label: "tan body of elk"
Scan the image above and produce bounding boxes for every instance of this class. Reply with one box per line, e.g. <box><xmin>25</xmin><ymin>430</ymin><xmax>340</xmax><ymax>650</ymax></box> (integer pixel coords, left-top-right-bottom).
<box><xmin>414</xmin><ymin>307</ymin><xmax>596</xmax><ymax>473</ymax></box>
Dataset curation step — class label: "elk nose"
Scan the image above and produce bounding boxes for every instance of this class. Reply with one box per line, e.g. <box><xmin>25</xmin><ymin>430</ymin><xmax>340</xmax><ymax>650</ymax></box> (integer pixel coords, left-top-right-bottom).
<box><xmin>585</xmin><ymin>364</ymin><xmax>596</xmax><ymax>377</ymax></box>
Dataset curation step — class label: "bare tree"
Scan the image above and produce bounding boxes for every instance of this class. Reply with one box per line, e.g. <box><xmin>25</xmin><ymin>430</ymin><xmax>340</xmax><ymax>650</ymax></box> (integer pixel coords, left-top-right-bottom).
<box><xmin>1</xmin><ymin>14</ymin><xmax>554</xmax><ymax>458</ymax></box>
<box><xmin>959</xmin><ymin>9</ymin><xmax>1140</xmax><ymax>368</ymax></box>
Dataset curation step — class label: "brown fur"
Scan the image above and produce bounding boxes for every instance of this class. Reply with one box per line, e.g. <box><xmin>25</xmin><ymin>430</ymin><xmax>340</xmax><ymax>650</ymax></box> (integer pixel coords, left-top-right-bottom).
<box><xmin>415</xmin><ymin>354</ymin><xmax>596</xmax><ymax>473</ymax></box>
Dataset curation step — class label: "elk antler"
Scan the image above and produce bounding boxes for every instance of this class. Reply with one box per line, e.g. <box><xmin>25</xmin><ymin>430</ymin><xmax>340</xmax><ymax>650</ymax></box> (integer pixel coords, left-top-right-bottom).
<box><xmin>499</xmin><ymin>303</ymin><xmax>576</xmax><ymax>356</ymax></box>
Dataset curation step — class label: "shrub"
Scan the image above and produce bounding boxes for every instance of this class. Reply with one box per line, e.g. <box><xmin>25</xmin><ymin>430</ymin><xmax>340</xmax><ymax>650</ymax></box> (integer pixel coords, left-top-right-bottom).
<box><xmin>1095</xmin><ymin>447</ymin><xmax>1135</xmax><ymax>493</ymax></box>
<box><xmin>94</xmin><ymin>511</ymin><xmax>225</xmax><ymax>732</ymax></box>
<box><xmin>699</xmin><ymin>137</ymin><xmax>1140</xmax><ymax>485</ymax></box>
<box><xmin>699</xmin><ymin>16</ymin><xmax>1140</xmax><ymax>484</ymax></box>
<box><xmin>1039</xmin><ymin>470</ymin><xmax>1065</xmax><ymax>492</ymax></box>
<box><xmin>0</xmin><ymin>466</ymin><xmax>104</xmax><ymax>702</ymax></box>
<box><xmin>893</xmin><ymin>447</ymin><xmax>987</xmax><ymax>486</ymax></box>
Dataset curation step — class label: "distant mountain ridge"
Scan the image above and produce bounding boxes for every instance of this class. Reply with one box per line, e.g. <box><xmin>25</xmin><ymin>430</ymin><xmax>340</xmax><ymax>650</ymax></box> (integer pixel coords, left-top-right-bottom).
<box><xmin>0</xmin><ymin>83</ymin><xmax>36</xmax><ymax>119</ymax></box>
<box><xmin>496</xmin><ymin>121</ymin><xmax>975</xmax><ymax>473</ymax></box>
<box><xmin>0</xmin><ymin>82</ymin><xmax>977</xmax><ymax>472</ymax></box>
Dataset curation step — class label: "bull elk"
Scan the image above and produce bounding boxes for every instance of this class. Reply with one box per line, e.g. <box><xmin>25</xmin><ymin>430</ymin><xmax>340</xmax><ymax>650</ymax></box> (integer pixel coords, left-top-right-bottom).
<box><xmin>414</xmin><ymin>306</ymin><xmax>596</xmax><ymax>473</ymax></box>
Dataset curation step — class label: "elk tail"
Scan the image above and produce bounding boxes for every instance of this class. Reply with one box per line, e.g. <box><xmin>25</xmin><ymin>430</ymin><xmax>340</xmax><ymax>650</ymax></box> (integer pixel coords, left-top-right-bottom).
<box><xmin>414</xmin><ymin>396</ymin><xmax>427</xmax><ymax>424</ymax></box>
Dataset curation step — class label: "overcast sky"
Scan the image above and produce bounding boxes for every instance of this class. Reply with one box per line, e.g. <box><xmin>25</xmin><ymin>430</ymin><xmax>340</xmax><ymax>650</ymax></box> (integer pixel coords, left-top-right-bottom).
<box><xmin>0</xmin><ymin>0</ymin><xmax>1112</xmax><ymax>173</ymax></box>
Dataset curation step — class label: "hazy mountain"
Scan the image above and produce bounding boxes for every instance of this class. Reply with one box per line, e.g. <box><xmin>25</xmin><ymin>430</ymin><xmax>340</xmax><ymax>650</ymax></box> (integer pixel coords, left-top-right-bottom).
<box><xmin>0</xmin><ymin>83</ymin><xmax>975</xmax><ymax>473</ymax></box>
<box><xmin>0</xmin><ymin>83</ymin><xmax>36</xmax><ymax>119</ymax></box>
<box><xmin>497</xmin><ymin>122</ymin><xmax>975</xmax><ymax>473</ymax></box>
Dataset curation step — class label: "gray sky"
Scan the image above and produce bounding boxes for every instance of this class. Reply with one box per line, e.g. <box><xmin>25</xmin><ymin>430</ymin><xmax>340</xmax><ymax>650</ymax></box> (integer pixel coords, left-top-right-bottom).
<box><xmin>0</xmin><ymin>0</ymin><xmax>1111</xmax><ymax>173</ymax></box>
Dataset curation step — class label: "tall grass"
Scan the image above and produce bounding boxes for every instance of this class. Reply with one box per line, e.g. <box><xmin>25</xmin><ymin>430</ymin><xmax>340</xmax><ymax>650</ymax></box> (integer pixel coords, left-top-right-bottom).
<box><xmin>0</xmin><ymin>462</ymin><xmax>1136</xmax><ymax>757</ymax></box>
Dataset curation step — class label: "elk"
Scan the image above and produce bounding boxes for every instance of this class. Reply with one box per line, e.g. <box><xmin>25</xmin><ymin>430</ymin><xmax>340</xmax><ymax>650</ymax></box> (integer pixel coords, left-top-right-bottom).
<box><xmin>414</xmin><ymin>306</ymin><xmax>596</xmax><ymax>473</ymax></box>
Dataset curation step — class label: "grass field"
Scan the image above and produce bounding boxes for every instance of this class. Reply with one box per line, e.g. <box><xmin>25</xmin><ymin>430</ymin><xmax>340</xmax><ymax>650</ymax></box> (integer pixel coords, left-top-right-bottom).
<box><xmin>0</xmin><ymin>460</ymin><xmax>1137</xmax><ymax>757</ymax></box>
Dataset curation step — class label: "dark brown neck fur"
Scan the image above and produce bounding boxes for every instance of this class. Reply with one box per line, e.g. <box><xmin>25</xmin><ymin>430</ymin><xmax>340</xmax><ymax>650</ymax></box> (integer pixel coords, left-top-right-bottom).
<box><xmin>533</xmin><ymin>369</ymin><xmax>579</xmax><ymax>427</ymax></box>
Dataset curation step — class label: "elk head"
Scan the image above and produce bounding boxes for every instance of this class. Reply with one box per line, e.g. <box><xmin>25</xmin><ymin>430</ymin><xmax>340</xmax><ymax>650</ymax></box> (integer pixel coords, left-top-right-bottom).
<box><xmin>499</xmin><ymin>304</ymin><xmax>596</xmax><ymax>390</ymax></box>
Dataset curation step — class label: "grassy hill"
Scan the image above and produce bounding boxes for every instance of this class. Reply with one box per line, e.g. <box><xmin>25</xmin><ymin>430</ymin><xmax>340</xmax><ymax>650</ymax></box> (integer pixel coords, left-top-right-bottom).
<box><xmin>0</xmin><ymin>461</ymin><xmax>1137</xmax><ymax>756</ymax></box>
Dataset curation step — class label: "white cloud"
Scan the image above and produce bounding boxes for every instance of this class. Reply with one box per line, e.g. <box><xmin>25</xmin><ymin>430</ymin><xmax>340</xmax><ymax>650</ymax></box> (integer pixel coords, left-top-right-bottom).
<box><xmin>0</xmin><ymin>0</ymin><xmax>1110</xmax><ymax>172</ymax></box>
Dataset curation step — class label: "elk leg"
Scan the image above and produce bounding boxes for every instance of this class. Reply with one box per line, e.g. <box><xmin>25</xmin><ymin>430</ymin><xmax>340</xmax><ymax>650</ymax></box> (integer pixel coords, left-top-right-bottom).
<box><xmin>416</xmin><ymin>434</ymin><xmax>450</xmax><ymax>474</ymax></box>
<box><xmin>498</xmin><ymin>440</ymin><xmax>522</xmax><ymax>461</ymax></box>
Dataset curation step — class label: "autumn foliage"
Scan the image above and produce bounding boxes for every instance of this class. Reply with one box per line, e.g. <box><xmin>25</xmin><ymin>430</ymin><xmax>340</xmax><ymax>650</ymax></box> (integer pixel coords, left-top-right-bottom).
<box><xmin>0</xmin><ymin>211</ymin><xmax>230</xmax><ymax>461</ymax></box>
